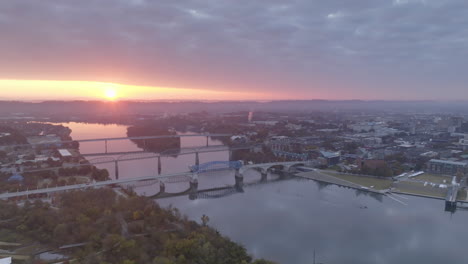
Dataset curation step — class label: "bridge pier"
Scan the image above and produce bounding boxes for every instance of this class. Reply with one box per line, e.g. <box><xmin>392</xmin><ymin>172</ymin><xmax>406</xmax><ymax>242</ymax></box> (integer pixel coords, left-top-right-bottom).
<box><xmin>206</xmin><ymin>136</ymin><xmax>209</xmax><ymax>147</ymax></box>
<box><xmin>261</xmin><ymin>171</ymin><xmax>268</xmax><ymax>182</ymax></box>
<box><xmin>159</xmin><ymin>181</ymin><xmax>166</xmax><ymax>193</ymax></box>
<box><xmin>115</xmin><ymin>161</ymin><xmax>119</xmax><ymax>180</ymax></box>
<box><xmin>228</xmin><ymin>150</ymin><xmax>232</xmax><ymax>161</ymax></box>
<box><xmin>157</xmin><ymin>156</ymin><xmax>162</xmax><ymax>175</ymax></box>
<box><xmin>235</xmin><ymin>169</ymin><xmax>244</xmax><ymax>192</ymax></box>
<box><xmin>104</xmin><ymin>140</ymin><xmax>108</xmax><ymax>154</ymax></box>
<box><xmin>195</xmin><ymin>152</ymin><xmax>200</xmax><ymax>167</ymax></box>
<box><xmin>189</xmin><ymin>180</ymin><xmax>199</xmax><ymax>200</ymax></box>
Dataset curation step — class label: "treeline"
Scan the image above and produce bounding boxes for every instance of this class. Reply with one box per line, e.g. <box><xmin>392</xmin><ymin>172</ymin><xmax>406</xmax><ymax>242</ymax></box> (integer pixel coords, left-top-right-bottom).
<box><xmin>232</xmin><ymin>147</ymin><xmax>277</xmax><ymax>164</ymax></box>
<box><xmin>127</xmin><ymin>126</ymin><xmax>181</xmax><ymax>153</ymax></box>
<box><xmin>0</xmin><ymin>166</ymin><xmax>110</xmax><ymax>192</ymax></box>
<box><xmin>0</xmin><ymin>126</ymin><xmax>27</xmax><ymax>145</ymax></box>
<box><xmin>0</xmin><ymin>189</ymin><xmax>277</xmax><ymax>264</ymax></box>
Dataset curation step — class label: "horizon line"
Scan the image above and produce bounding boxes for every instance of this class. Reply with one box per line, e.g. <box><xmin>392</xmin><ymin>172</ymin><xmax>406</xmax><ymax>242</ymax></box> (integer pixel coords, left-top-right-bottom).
<box><xmin>1</xmin><ymin>99</ymin><xmax>467</xmax><ymax>103</ymax></box>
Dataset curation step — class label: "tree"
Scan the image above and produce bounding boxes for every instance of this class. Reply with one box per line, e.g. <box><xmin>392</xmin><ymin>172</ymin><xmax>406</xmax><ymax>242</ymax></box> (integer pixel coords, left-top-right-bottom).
<box><xmin>201</xmin><ymin>214</ymin><xmax>210</xmax><ymax>227</ymax></box>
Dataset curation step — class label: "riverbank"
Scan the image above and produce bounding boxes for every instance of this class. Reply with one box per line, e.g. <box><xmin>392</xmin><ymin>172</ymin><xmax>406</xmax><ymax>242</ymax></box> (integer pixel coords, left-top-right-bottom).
<box><xmin>296</xmin><ymin>169</ymin><xmax>468</xmax><ymax>203</ymax></box>
<box><xmin>0</xmin><ymin>189</ymin><xmax>277</xmax><ymax>264</ymax></box>
<box><xmin>295</xmin><ymin>170</ymin><xmax>385</xmax><ymax>194</ymax></box>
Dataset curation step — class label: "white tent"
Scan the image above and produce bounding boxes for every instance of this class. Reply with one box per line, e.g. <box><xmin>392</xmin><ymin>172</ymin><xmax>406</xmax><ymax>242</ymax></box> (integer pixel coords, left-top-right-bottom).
<box><xmin>0</xmin><ymin>258</ymin><xmax>12</xmax><ymax>264</ymax></box>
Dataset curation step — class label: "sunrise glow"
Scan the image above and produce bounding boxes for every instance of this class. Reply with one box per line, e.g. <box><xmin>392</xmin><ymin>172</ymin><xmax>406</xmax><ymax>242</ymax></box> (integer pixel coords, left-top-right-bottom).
<box><xmin>104</xmin><ymin>88</ymin><xmax>118</xmax><ymax>100</ymax></box>
<box><xmin>0</xmin><ymin>79</ymin><xmax>272</xmax><ymax>101</ymax></box>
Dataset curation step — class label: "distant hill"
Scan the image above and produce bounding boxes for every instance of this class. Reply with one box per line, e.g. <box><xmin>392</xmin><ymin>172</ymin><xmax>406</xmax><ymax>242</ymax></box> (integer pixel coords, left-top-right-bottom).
<box><xmin>0</xmin><ymin>100</ymin><xmax>468</xmax><ymax>117</ymax></box>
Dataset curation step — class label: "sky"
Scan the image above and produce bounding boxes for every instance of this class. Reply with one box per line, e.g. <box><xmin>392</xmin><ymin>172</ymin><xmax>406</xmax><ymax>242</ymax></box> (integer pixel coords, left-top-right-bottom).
<box><xmin>0</xmin><ymin>0</ymin><xmax>467</xmax><ymax>101</ymax></box>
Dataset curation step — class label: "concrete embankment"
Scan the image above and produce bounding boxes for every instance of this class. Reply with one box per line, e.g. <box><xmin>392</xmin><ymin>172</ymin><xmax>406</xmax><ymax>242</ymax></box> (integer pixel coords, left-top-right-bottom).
<box><xmin>295</xmin><ymin>170</ymin><xmax>384</xmax><ymax>194</ymax></box>
<box><xmin>296</xmin><ymin>169</ymin><xmax>468</xmax><ymax>204</ymax></box>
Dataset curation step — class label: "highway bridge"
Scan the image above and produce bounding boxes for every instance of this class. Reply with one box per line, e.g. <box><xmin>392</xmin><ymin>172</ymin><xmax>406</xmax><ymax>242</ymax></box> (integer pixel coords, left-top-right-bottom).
<box><xmin>4</xmin><ymin>133</ymin><xmax>231</xmax><ymax>151</ymax></box>
<box><xmin>20</xmin><ymin>144</ymin><xmax>263</xmax><ymax>180</ymax></box>
<box><xmin>0</xmin><ymin>161</ymin><xmax>306</xmax><ymax>200</ymax></box>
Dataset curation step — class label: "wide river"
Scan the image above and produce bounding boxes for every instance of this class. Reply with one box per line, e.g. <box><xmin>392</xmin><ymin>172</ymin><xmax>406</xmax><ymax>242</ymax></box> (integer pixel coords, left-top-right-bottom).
<box><xmin>61</xmin><ymin>122</ymin><xmax>468</xmax><ymax>264</ymax></box>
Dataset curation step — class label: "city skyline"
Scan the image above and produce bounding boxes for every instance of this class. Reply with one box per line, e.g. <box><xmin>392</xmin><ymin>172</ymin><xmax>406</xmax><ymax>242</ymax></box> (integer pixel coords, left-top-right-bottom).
<box><xmin>1</xmin><ymin>0</ymin><xmax>468</xmax><ymax>100</ymax></box>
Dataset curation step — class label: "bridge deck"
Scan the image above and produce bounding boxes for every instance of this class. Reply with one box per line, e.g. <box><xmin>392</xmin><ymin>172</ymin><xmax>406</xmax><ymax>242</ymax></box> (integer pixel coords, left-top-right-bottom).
<box><xmin>0</xmin><ymin>161</ymin><xmax>306</xmax><ymax>200</ymax></box>
<box><xmin>0</xmin><ymin>171</ymin><xmax>191</xmax><ymax>199</ymax></box>
<box><xmin>4</xmin><ymin>133</ymin><xmax>231</xmax><ymax>148</ymax></box>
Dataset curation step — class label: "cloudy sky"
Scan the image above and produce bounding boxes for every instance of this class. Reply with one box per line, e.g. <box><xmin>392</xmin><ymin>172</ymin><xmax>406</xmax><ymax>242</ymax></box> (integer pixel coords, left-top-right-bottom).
<box><xmin>1</xmin><ymin>0</ymin><xmax>467</xmax><ymax>100</ymax></box>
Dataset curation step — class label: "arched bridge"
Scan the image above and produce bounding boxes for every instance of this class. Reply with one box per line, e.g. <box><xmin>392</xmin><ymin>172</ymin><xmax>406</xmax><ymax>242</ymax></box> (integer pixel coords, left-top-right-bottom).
<box><xmin>6</xmin><ymin>133</ymin><xmax>232</xmax><ymax>150</ymax></box>
<box><xmin>240</xmin><ymin>161</ymin><xmax>306</xmax><ymax>175</ymax></box>
<box><xmin>0</xmin><ymin>160</ymin><xmax>308</xmax><ymax>200</ymax></box>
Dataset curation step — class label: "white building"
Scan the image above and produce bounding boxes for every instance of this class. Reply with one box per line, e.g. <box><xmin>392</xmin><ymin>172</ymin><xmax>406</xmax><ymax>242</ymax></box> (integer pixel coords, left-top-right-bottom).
<box><xmin>58</xmin><ymin>149</ymin><xmax>73</xmax><ymax>157</ymax></box>
<box><xmin>252</xmin><ymin>121</ymin><xmax>278</xmax><ymax>126</ymax></box>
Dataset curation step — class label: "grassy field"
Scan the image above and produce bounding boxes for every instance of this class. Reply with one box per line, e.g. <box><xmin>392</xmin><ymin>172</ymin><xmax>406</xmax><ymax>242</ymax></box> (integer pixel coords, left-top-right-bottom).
<box><xmin>0</xmin><ymin>229</ymin><xmax>30</xmax><ymax>244</ymax></box>
<box><xmin>394</xmin><ymin>181</ymin><xmax>447</xmax><ymax>198</ymax></box>
<box><xmin>457</xmin><ymin>189</ymin><xmax>467</xmax><ymax>201</ymax></box>
<box><xmin>322</xmin><ymin>171</ymin><xmax>393</xmax><ymax>190</ymax></box>
<box><xmin>413</xmin><ymin>173</ymin><xmax>452</xmax><ymax>184</ymax></box>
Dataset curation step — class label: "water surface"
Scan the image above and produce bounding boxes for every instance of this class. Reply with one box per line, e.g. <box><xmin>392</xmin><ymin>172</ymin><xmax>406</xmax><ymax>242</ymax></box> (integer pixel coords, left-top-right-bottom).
<box><xmin>61</xmin><ymin>122</ymin><xmax>468</xmax><ymax>264</ymax></box>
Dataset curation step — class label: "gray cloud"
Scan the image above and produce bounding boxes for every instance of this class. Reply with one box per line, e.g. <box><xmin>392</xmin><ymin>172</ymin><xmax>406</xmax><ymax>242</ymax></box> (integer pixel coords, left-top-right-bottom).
<box><xmin>1</xmin><ymin>0</ymin><xmax>467</xmax><ymax>99</ymax></box>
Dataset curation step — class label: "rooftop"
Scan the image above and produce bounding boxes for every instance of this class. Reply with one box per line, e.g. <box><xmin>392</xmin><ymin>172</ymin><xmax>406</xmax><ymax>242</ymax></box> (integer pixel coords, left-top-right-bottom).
<box><xmin>429</xmin><ymin>159</ymin><xmax>467</xmax><ymax>166</ymax></box>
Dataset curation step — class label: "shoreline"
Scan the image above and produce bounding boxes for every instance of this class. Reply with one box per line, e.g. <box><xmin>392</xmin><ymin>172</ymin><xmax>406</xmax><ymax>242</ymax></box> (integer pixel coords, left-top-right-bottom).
<box><xmin>296</xmin><ymin>170</ymin><xmax>468</xmax><ymax>205</ymax></box>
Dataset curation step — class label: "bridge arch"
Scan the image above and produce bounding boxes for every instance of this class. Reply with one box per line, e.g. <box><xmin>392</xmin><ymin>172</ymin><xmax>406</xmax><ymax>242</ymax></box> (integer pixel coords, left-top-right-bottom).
<box><xmin>284</xmin><ymin>162</ymin><xmax>306</xmax><ymax>172</ymax></box>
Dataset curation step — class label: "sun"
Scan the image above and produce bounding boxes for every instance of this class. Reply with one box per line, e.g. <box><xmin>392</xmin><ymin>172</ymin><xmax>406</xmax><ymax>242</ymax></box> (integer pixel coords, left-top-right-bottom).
<box><xmin>104</xmin><ymin>89</ymin><xmax>118</xmax><ymax>100</ymax></box>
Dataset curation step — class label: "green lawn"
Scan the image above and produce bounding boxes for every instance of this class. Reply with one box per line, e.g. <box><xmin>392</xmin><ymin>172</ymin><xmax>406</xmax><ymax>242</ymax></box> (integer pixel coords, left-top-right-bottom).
<box><xmin>394</xmin><ymin>181</ymin><xmax>447</xmax><ymax>198</ymax></box>
<box><xmin>457</xmin><ymin>189</ymin><xmax>467</xmax><ymax>201</ymax></box>
<box><xmin>0</xmin><ymin>228</ymin><xmax>30</xmax><ymax>244</ymax></box>
<box><xmin>322</xmin><ymin>171</ymin><xmax>393</xmax><ymax>190</ymax></box>
<box><xmin>414</xmin><ymin>173</ymin><xmax>452</xmax><ymax>184</ymax></box>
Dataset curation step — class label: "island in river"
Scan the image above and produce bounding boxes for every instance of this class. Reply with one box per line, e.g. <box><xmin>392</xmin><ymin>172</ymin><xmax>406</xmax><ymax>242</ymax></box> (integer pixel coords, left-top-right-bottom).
<box><xmin>127</xmin><ymin>125</ymin><xmax>181</xmax><ymax>154</ymax></box>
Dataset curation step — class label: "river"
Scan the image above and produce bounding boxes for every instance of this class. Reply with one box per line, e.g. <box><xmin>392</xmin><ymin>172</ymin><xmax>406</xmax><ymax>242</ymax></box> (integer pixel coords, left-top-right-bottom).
<box><xmin>61</xmin><ymin>122</ymin><xmax>468</xmax><ymax>264</ymax></box>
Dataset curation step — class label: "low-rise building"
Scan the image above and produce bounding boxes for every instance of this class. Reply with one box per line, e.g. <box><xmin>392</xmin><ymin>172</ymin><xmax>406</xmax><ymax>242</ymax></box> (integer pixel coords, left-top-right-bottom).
<box><xmin>427</xmin><ymin>159</ymin><xmax>467</xmax><ymax>175</ymax></box>
<box><xmin>319</xmin><ymin>150</ymin><xmax>341</xmax><ymax>166</ymax></box>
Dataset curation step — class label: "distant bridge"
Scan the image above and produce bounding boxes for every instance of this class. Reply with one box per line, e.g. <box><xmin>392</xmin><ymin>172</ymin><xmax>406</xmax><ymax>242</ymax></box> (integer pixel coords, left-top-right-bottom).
<box><xmin>0</xmin><ymin>161</ymin><xmax>306</xmax><ymax>200</ymax></box>
<box><xmin>4</xmin><ymin>133</ymin><xmax>231</xmax><ymax>151</ymax></box>
<box><xmin>20</xmin><ymin>145</ymin><xmax>263</xmax><ymax>180</ymax></box>
<box><xmin>82</xmin><ymin>144</ymin><xmax>253</xmax><ymax>158</ymax></box>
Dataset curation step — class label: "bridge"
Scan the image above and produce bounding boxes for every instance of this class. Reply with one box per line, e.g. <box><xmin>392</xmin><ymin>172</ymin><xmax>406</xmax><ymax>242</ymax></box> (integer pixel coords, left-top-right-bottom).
<box><xmin>4</xmin><ymin>133</ymin><xmax>231</xmax><ymax>153</ymax></box>
<box><xmin>19</xmin><ymin>144</ymin><xmax>263</xmax><ymax>180</ymax></box>
<box><xmin>240</xmin><ymin>161</ymin><xmax>306</xmax><ymax>176</ymax></box>
<box><xmin>190</xmin><ymin>161</ymin><xmax>243</xmax><ymax>173</ymax></box>
<box><xmin>83</xmin><ymin>144</ymin><xmax>254</xmax><ymax>159</ymax></box>
<box><xmin>0</xmin><ymin>161</ymin><xmax>306</xmax><ymax>200</ymax></box>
